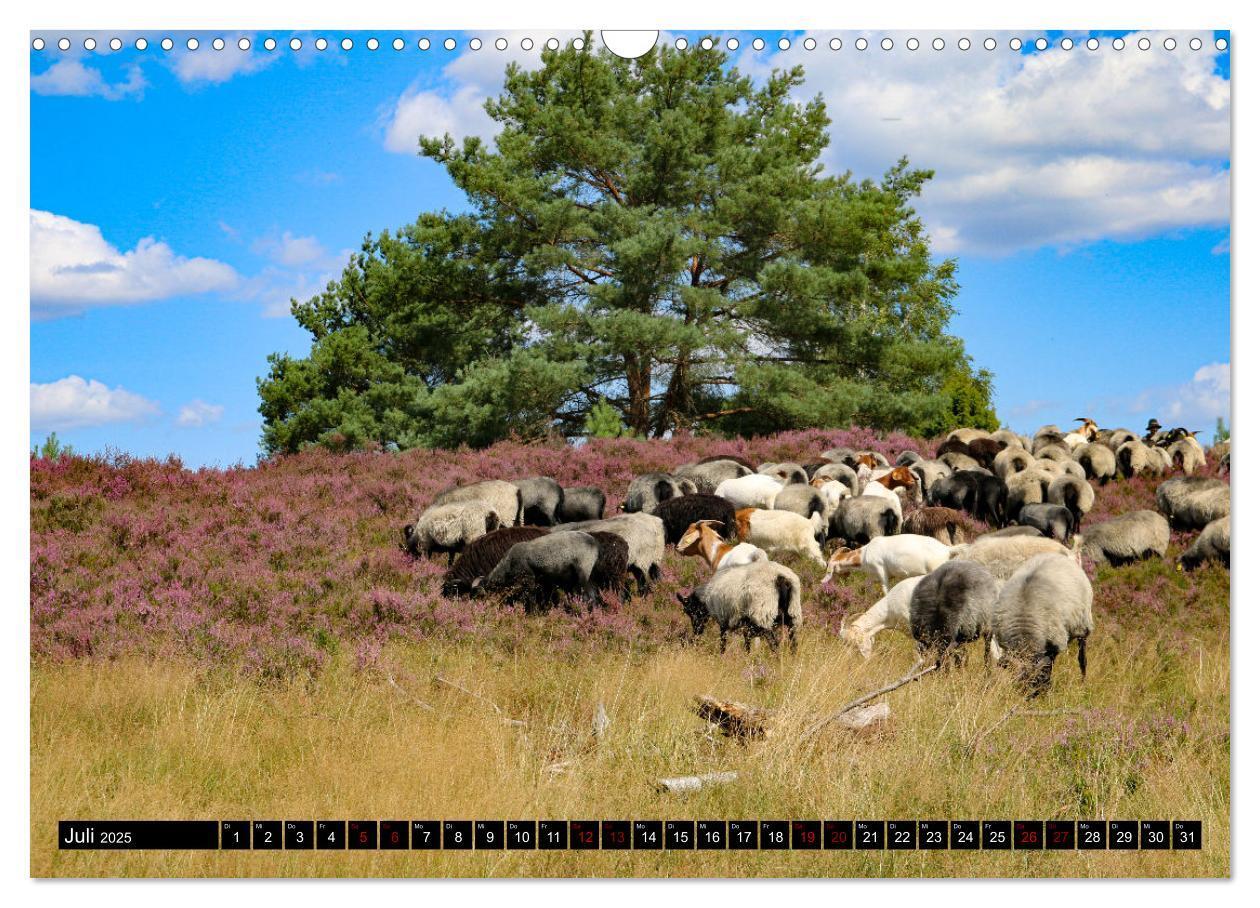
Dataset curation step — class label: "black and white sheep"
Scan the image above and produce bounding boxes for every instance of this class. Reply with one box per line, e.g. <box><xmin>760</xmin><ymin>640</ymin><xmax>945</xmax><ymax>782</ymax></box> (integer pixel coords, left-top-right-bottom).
<box><xmin>556</xmin><ymin>486</ymin><xmax>606</xmax><ymax>523</ymax></box>
<box><xmin>623</xmin><ymin>472</ymin><xmax>687</xmax><ymax>514</ymax></box>
<box><xmin>512</xmin><ymin>476</ymin><xmax>565</xmax><ymax>526</ymax></box>
<box><xmin>403</xmin><ymin>501</ymin><xmax>501</xmax><ymax>564</ymax></box>
<box><xmin>677</xmin><ymin>560</ymin><xmax>803</xmax><ymax>653</ymax></box>
<box><xmin>563</xmin><ymin>512</ymin><xmax>667</xmax><ymax>594</ymax></box>
<box><xmin>757</xmin><ymin>462</ymin><xmax>808</xmax><ymax>485</ymax></box>
<box><xmin>1017</xmin><ymin>503</ymin><xmax>1075</xmax><ymax>544</ymax></box>
<box><xmin>1156</xmin><ymin>476</ymin><xmax>1230</xmax><ymax>531</ymax></box>
<box><xmin>1074</xmin><ymin>443</ymin><xmax>1117</xmax><ymax>483</ymax></box>
<box><xmin>1047</xmin><ymin>474</ymin><xmax>1095</xmax><ymax>534</ymax></box>
<box><xmin>1167</xmin><ymin>438</ymin><xmax>1208</xmax><ymax>474</ymax></box>
<box><xmin>911</xmin><ymin>459</ymin><xmax>952</xmax><ymax>497</ymax></box>
<box><xmin>651</xmin><ymin>494</ymin><xmax>737</xmax><ymax>546</ymax></box>
<box><xmin>478</xmin><ymin>530</ymin><xmax>602</xmax><ymax>612</ymax></box>
<box><xmin>993</xmin><ymin>552</ymin><xmax>1094</xmax><ymax>697</ymax></box>
<box><xmin>1115</xmin><ymin>441</ymin><xmax>1164</xmax><ymax>479</ymax></box>
<box><xmin>1078</xmin><ymin>510</ymin><xmax>1170</xmax><ymax>566</ymax></box>
<box><xmin>990</xmin><ymin>429</ymin><xmax>1026</xmax><ymax>451</ymax></box>
<box><xmin>813</xmin><ymin>461</ymin><xmax>861</xmax><ymax>496</ymax></box>
<box><xmin>433</xmin><ymin>479</ymin><xmax>522</xmax><ymax>528</ymax></box>
<box><xmin>772</xmin><ymin>484</ymin><xmax>826</xmax><ymax>521</ymax></box>
<box><xmin>909</xmin><ymin>559</ymin><xmax>1001</xmax><ymax>667</ymax></box>
<box><xmin>828</xmin><ymin>496</ymin><xmax>902</xmax><ymax>546</ymax></box>
<box><xmin>442</xmin><ymin>526</ymin><xmax>551</xmax><ymax>596</ymax></box>
<box><xmin>1179</xmin><ymin>516</ymin><xmax>1230</xmax><ymax>571</ymax></box>
<box><xmin>674</xmin><ymin>459</ymin><xmax>752</xmax><ymax>494</ymax></box>
<box><xmin>939</xmin><ymin>451</ymin><xmax>983</xmax><ymax>473</ymax></box>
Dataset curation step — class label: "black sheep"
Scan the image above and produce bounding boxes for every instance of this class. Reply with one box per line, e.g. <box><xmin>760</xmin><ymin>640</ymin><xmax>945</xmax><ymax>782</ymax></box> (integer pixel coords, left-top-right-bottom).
<box><xmin>588</xmin><ymin>531</ymin><xmax>631</xmax><ymax>601</ymax></box>
<box><xmin>1017</xmin><ymin>503</ymin><xmax>1075</xmax><ymax>544</ymax></box>
<box><xmin>935</xmin><ymin>437</ymin><xmax>972</xmax><ymax>459</ymax></box>
<box><xmin>442</xmin><ymin>526</ymin><xmax>551</xmax><ymax>596</ymax></box>
<box><xmin>651</xmin><ymin>494</ymin><xmax>738</xmax><ymax>545</ymax></box>
<box><xmin>967</xmin><ymin>437</ymin><xmax>1004</xmax><ymax>468</ymax></box>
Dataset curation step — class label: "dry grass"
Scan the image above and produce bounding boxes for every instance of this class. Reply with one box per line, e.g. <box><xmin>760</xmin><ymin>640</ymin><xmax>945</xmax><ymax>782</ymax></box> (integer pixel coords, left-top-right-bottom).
<box><xmin>32</xmin><ymin>618</ymin><xmax>1229</xmax><ymax>878</ymax></box>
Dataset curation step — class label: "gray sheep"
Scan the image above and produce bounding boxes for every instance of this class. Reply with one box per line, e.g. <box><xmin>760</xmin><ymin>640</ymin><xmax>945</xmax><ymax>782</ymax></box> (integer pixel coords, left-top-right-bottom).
<box><xmin>990</xmin><ymin>429</ymin><xmax>1027</xmax><ymax>451</ymax></box>
<box><xmin>433</xmin><ymin>479</ymin><xmax>522</xmax><ymax>528</ymax></box>
<box><xmin>404</xmin><ymin>501</ymin><xmax>501</xmax><ymax>564</ymax></box>
<box><xmin>674</xmin><ymin>459</ymin><xmax>751</xmax><ymax>494</ymax></box>
<box><xmin>993</xmin><ymin>447</ymin><xmax>1035</xmax><ymax>481</ymax></box>
<box><xmin>828</xmin><ymin>496</ymin><xmax>902</xmax><ymax>546</ymax></box>
<box><xmin>895</xmin><ymin>450</ymin><xmax>924</xmax><ymax>467</ymax></box>
<box><xmin>477</xmin><ymin>530</ymin><xmax>600</xmax><ymax>612</ymax></box>
<box><xmin>677</xmin><ymin>560</ymin><xmax>803</xmax><ymax>653</ymax></box>
<box><xmin>513</xmin><ymin>476</ymin><xmax>565</xmax><ymax>526</ymax></box>
<box><xmin>556</xmin><ymin>486</ymin><xmax>606</xmax><ymax>523</ymax></box>
<box><xmin>563</xmin><ymin>512</ymin><xmax>666</xmax><ymax>594</ymax></box>
<box><xmin>758</xmin><ymin>462</ymin><xmax>808</xmax><ymax>485</ymax></box>
<box><xmin>1179</xmin><ymin>516</ymin><xmax>1230</xmax><ymax>571</ymax></box>
<box><xmin>623</xmin><ymin>472</ymin><xmax>688</xmax><ymax>513</ymax></box>
<box><xmin>1167</xmin><ymin>438</ymin><xmax>1208</xmax><ymax>474</ymax></box>
<box><xmin>940</xmin><ymin>451</ymin><xmax>983</xmax><ymax>473</ymax></box>
<box><xmin>773</xmin><ymin>484</ymin><xmax>826</xmax><ymax>520</ymax></box>
<box><xmin>1004</xmin><ymin>468</ymin><xmax>1056</xmax><ymax>519</ymax></box>
<box><xmin>1047</xmin><ymin>474</ymin><xmax>1095</xmax><ymax>534</ymax></box>
<box><xmin>814</xmin><ymin>461</ymin><xmax>861</xmax><ymax>496</ymax></box>
<box><xmin>1073</xmin><ymin>443</ymin><xmax>1117</xmax><ymax>484</ymax></box>
<box><xmin>1078</xmin><ymin>510</ymin><xmax>1170</xmax><ymax>566</ymax></box>
<box><xmin>993</xmin><ymin>553</ymin><xmax>1094</xmax><ymax>697</ymax></box>
<box><xmin>1018</xmin><ymin>503</ymin><xmax>1075</xmax><ymax>543</ymax></box>
<box><xmin>1115</xmin><ymin>441</ymin><xmax>1164</xmax><ymax>478</ymax></box>
<box><xmin>911</xmin><ymin>460</ymin><xmax>952</xmax><ymax>497</ymax></box>
<box><xmin>1156</xmin><ymin>476</ymin><xmax>1230</xmax><ymax>531</ymax></box>
<box><xmin>909</xmin><ymin>560</ymin><xmax>1001</xmax><ymax>668</ymax></box>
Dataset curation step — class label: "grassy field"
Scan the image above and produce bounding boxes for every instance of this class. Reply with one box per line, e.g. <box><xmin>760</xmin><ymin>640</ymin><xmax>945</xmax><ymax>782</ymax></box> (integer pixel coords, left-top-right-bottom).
<box><xmin>29</xmin><ymin>432</ymin><xmax>1230</xmax><ymax>878</ymax></box>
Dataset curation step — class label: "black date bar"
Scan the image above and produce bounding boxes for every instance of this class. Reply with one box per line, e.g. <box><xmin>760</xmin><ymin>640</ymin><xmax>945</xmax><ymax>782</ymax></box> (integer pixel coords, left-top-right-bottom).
<box><xmin>59</xmin><ymin>820</ymin><xmax>219</xmax><ymax>850</ymax></box>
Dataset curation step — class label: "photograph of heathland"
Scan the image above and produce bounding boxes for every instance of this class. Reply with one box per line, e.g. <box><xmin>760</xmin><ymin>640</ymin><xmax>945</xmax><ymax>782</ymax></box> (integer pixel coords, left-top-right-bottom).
<box><xmin>29</xmin><ymin>30</ymin><xmax>1230</xmax><ymax>878</ymax></box>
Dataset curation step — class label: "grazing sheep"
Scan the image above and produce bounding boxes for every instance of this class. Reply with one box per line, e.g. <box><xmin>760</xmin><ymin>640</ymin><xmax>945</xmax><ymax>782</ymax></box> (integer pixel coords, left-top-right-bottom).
<box><xmin>1115</xmin><ymin>441</ymin><xmax>1158</xmax><ymax>479</ymax></box>
<box><xmin>979</xmin><ymin>526</ymin><xmax>1044</xmax><ymax>540</ymax></box>
<box><xmin>928</xmin><ymin>473</ymin><xmax>975</xmax><ymax>514</ymax></box>
<box><xmin>675</xmin><ymin>459</ymin><xmax>753</xmax><ymax>493</ymax></box>
<box><xmin>714</xmin><ymin>473</ymin><xmax>783</xmax><ymax>510</ymax></box>
<box><xmin>773</xmin><ymin>484</ymin><xmax>826</xmax><ymax>521</ymax></box>
<box><xmin>854</xmin><ymin>450</ymin><xmax>891</xmax><ymax>469</ymax></box>
<box><xmin>733</xmin><ymin>508</ymin><xmax>827</xmax><ymax>567</ymax></box>
<box><xmin>823</xmin><ymin>534</ymin><xmax>952</xmax><ymax>593</ymax></box>
<box><xmin>947</xmin><ymin>427</ymin><xmax>991</xmax><ymax>446</ymax></box>
<box><xmin>1078</xmin><ymin>510</ymin><xmax>1170</xmax><ymax>566</ymax></box>
<box><xmin>587</xmin><ymin>531</ymin><xmax>632</xmax><ymax>599</ymax></box>
<box><xmin>820</xmin><ymin>447</ymin><xmax>858</xmax><ymax>466</ymax></box>
<box><xmin>556</xmin><ymin>486</ymin><xmax>606</xmax><ymax>523</ymax></box>
<box><xmin>677</xmin><ymin>561</ymin><xmax>803</xmax><ymax>653</ymax></box>
<box><xmin>1035</xmin><ymin>444</ymin><xmax>1070</xmax><ymax>463</ymax></box>
<box><xmin>404</xmin><ymin>501</ymin><xmax>500</xmax><ymax>564</ymax></box>
<box><xmin>442</xmin><ymin>526</ymin><xmax>551</xmax><ymax>596</ymax></box>
<box><xmin>1156</xmin><ymin>476</ymin><xmax>1230</xmax><ymax>531</ymax></box>
<box><xmin>1004</xmin><ymin>469</ymin><xmax>1056</xmax><ymax>520</ymax></box>
<box><xmin>829</xmin><ymin>496</ymin><xmax>902</xmax><ymax>546</ymax></box>
<box><xmin>512</xmin><ymin>476</ymin><xmax>565</xmax><ymax>526</ymax></box>
<box><xmin>651</xmin><ymin>494</ymin><xmax>738</xmax><ymax>546</ymax></box>
<box><xmin>1047</xmin><ymin>474</ymin><xmax>1095</xmax><ymax>533</ymax></box>
<box><xmin>895</xmin><ymin>450</ymin><xmax>924</xmax><ymax>467</ymax></box>
<box><xmin>911</xmin><ymin>460</ymin><xmax>952</xmax><ymax>496</ymax></box>
<box><xmin>433</xmin><ymin>479</ymin><xmax>522</xmax><ymax>528</ymax></box>
<box><xmin>623</xmin><ymin>472</ymin><xmax>687</xmax><ymax>514</ymax></box>
<box><xmin>1168</xmin><ymin>438</ymin><xmax>1208</xmax><ymax>474</ymax></box>
<box><xmin>1074</xmin><ymin>443</ymin><xmax>1117</xmax><ymax>484</ymax></box>
<box><xmin>994</xmin><ymin>447</ymin><xmax>1036</xmax><ymax>481</ymax></box>
<box><xmin>812</xmin><ymin>461</ymin><xmax>861</xmax><ymax>495</ymax></box>
<box><xmin>966</xmin><ymin>471</ymin><xmax>1008</xmax><ymax>526</ymax></box>
<box><xmin>563</xmin><ymin>512</ymin><xmax>666</xmax><ymax>594</ymax></box>
<box><xmin>758</xmin><ymin>462</ymin><xmax>808</xmax><ymax>485</ymax></box>
<box><xmin>967</xmin><ymin>437</ymin><xmax>1004</xmax><ymax>469</ymax></box>
<box><xmin>1033</xmin><ymin>458</ymin><xmax>1065</xmax><ymax>476</ymax></box>
<box><xmin>697</xmin><ymin>453</ymin><xmax>759</xmax><ymax>470</ymax></box>
<box><xmin>990</xmin><ymin>429</ymin><xmax>1026</xmax><ymax>451</ymax></box>
<box><xmin>903</xmin><ymin>506</ymin><xmax>970</xmax><ymax>545</ymax></box>
<box><xmin>678</xmin><ymin>519</ymin><xmax>768</xmax><ymax>571</ymax></box>
<box><xmin>948</xmin><ymin>534</ymin><xmax>1075</xmax><ymax>581</ymax></box>
<box><xmin>940</xmin><ymin>451</ymin><xmax>983</xmax><ymax>473</ymax></box>
<box><xmin>810</xmin><ymin>478</ymin><xmax>851</xmax><ymax>517</ymax></box>
<box><xmin>910</xmin><ymin>560</ymin><xmax>1001</xmax><ymax>667</ymax></box>
<box><xmin>478</xmin><ymin>530</ymin><xmax>601</xmax><ymax>612</ymax></box>
<box><xmin>842</xmin><ymin>575</ymin><xmax>925</xmax><ymax>658</ymax></box>
<box><xmin>936</xmin><ymin>438</ymin><xmax>972</xmax><ymax>459</ymax></box>
<box><xmin>993</xmin><ymin>553</ymin><xmax>1094</xmax><ymax>697</ymax></box>
<box><xmin>1103</xmin><ymin>429</ymin><xmax>1139</xmax><ymax>451</ymax></box>
<box><xmin>1179</xmin><ymin>516</ymin><xmax>1230</xmax><ymax>571</ymax></box>
<box><xmin>1017</xmin><ymin>503</ymin><xmax>1075</xmax><ymax>544</ymax></box>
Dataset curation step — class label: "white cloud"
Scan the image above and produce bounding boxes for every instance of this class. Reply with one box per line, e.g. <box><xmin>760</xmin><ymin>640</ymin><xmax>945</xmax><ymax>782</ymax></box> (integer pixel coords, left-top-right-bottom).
<box><xmin>176</xmin><ymin>399</ymin><xmax>225</xmax><ymax>427</ymax></box>
<box><xmin>382</xmin><ymin>31</ymin><xmax>579</xmax><ymax>153</ymax></box>
<box><xmin>1163</xmin><ymin>362</ymin><xmax>1231</xmax><ymax>427</ymax></box>
<box><xmin>253</xmin><ymin>231</ymin><xmax>326</xmax><ymax>267</ymax></box>
<box><xmin>235</xmin><ymin>257</ymin><xmax>348</xmax><ymax>318</ymax></box>
<box><xmin>30</xmin><ymin>210</ymin><xmax>239</xmax><ymax>319</ymax></box>
<box><xmin>732</xmin><ymin>30</ymin><xmax>1230</xmax><ymax>255</ymax></box>
<box><xmin>31</xmin><ymin>376</ymin><xmax>160</xmax><ymax>431</ymax></box>
<box><xmin>31</xmin><ymin>59</ymin><xmax>145</xmax><ymax>100</ymax></box>
<box><xmin>169</xmin><ymin>37</ymin><xmax>274</xmax><ymax>86</ymax></box>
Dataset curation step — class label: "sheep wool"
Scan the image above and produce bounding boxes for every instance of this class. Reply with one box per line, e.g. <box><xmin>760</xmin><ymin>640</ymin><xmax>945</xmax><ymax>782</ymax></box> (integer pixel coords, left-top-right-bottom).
<box><xmin>1078</xmin><ymin>510</ymin><xmax>1170</xmax><ymax>566</ymax></box>
<box><xmin>1156</xmin><ymin>476</ymin><xmax>1230</xmax><ymax>531</ymax></box>
<box><xmin>678</xmin><ymin>561</ymin><xmax>803</xmax><ymax>653</ymax></box>
<box><xmin>1179</xmin><ymin>516</ymin><xmax>1230</xmax><ymax>571</ymax></box>
<box><xmin>910</xmin><ymin>560</ymin><xmax>1001</xmax><ymax>666</ymax></box>
<box><xmin>948</xmin><ymin>534</ymin><xmax>1074</xmax><ymax>582</ymax></box>
<box><xmin>993</xmin><ymin>552</ymin><xmax>1094</xmax><ymax>696</ymax></box>
<box><xmin>442</xmin><ymin>526</ymin><xmax>551</xmax><ymax>596</ymax></box>
<box><xmin>406</xmin><ymin>501</ymin><xmax>500</xmax><ymax>562</ymax></box>
<box><xmin>433</xmin><ymin>479</ymin><xmax>522</xmax><ymax>528</ymax></box>
<box><xmin>844</xmin><ymin>575</ymin><xmax>925</xmax><ymax>657</ymax></box>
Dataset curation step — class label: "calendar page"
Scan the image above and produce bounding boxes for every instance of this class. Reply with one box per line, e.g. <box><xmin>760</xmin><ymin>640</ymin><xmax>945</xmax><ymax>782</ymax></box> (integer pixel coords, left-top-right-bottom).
<box><xmin>29</xmin><ymin>27</ymin><xmax>1230</xmax><ymax>879</ymax></box>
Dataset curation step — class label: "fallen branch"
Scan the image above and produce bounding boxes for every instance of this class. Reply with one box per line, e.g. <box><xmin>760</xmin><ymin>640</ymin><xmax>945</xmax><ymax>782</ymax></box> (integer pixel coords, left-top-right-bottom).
<box><xmin>435</xmin><ymin>674</ymin><xmax>525</xmax><ymax>726</ymax></box>
<box><xmin>801</xmin><ymin>660</ymin><xmax>937</xmax><ymax>740</ymax></box>
<box><xmin>692</xmin><ymin>695</ymin><xmax>772</xmax><ymax>740</ymax></box>
<box><xmin>384</xmin><ymin>673</ymin><xmax>435</xmax><ymax>712</ymax></box>
<box><xmin>657</xmin><ymin>771</ymin><xmax>738</xmax><ymax>794</ymax></box>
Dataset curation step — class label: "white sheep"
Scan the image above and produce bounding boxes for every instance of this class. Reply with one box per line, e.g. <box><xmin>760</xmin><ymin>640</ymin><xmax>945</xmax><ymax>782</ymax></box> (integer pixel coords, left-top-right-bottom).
<box><xmin>841</xmin><ymin>575</ymin><xmax>924</xmax><ymax>657</ymax></box>
<box><xmin>811</xmin><ymin>478</ymin><xmax>851</xmax><ymax>518</ymax></box>
<box><xmin>404</xmin><ymin>501</ymin><xmax>500</xmax><ymax>564</ymax></box>
<box><xmin>733</xmin><ymin>508</ymin><xmax>827</xmax><ymax>567</ymax></box>
<box><xmin>822</xmin><ymin>534</ymin><xmax>951</xmax><ymax>593</ymax></box>
<box><xmin>948</xmin><ymin>534</ymin><xmax>1076</xmax><ymax>581</ymax></box>
<box><xmin>715</xmin><ymin>473</ymin><xmax>783</xmax><ymax>510</ymax></box>
<box><xmin>677</xmin><ymin>560</ymin><xmax>803</xmax><ymax>652</ymax></box>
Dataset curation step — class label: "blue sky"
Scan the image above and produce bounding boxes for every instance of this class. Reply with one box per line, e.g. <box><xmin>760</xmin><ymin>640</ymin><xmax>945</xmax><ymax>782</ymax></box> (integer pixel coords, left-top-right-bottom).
<box><xmin>30</xmin><ymin>30</ymin><xmax>1231</xmax><ymax>466</ymax></box>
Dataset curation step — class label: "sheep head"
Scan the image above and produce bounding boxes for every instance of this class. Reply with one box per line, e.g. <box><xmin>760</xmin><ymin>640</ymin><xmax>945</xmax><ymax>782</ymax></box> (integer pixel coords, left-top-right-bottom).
<box><xmin>675</xmin><ymin>590</ymin><xmax>709</xmax><ymax>635</ymax></box>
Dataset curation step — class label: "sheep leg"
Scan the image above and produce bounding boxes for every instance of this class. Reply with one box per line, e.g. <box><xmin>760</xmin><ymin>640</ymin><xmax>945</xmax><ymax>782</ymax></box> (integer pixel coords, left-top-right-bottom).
<box><xmin>788</xmin><ymin>625</ymin><xmax>798</xmax><ymax>655</ymax></box>
<box><xmin>1077</xmin><ymin>636</ymin><xmax>1088</xmax><ymax>680</ymax></box>
<box><xmin>718</xmin><ymin>627</ymin><xmax>729</xmax><ymax>654</ymax></box>
<box><xmin>742</xmin><ymin>623</ymin><xmax>755</xmax><ymax>653</ymax></box>
<box><xmin>765</xmin><ymin>626</ymin><xmax>780</xmax><ymax>653</ymax></box>
<box><xmin>629</xmin><ymin>565</ymin><xmax>648</xmax><ymax>595</ymax></box>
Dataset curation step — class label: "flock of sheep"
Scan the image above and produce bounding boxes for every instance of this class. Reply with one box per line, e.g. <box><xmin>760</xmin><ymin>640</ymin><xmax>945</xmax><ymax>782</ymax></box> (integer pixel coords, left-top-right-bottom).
<box><xmin>402</xmin><ymin>417</ymin><xmax>1230</xmax><ymax>697</ymax></box>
